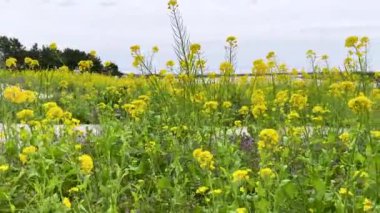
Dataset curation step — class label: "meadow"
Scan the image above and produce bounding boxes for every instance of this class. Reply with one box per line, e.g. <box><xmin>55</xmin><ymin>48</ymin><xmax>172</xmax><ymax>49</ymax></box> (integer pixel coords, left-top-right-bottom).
<box><xmin>1</xmin><ymin>1</ymin><xmax>380</xmax><ymax>212</ymax></box>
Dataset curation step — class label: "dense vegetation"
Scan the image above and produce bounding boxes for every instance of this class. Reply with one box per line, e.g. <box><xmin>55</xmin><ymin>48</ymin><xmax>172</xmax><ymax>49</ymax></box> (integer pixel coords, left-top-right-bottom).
<box><xmin>0</xmin><ymin>0</ymin><xmax>379</xmax><ymax>212</ymax></box>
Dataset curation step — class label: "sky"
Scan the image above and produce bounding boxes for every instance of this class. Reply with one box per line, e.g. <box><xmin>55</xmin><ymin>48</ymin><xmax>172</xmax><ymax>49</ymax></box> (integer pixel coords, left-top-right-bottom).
<box><xmin>1</xmin><ymin>0</ymin><xmax>379</xmax><ymax>73</ymax></box>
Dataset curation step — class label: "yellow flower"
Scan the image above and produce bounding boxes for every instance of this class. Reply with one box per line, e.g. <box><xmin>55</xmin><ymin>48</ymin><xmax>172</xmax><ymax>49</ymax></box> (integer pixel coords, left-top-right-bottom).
<box><xmin>78</xmin><ymin>154</ymin><xmax>94</xmax><ymax>174</ymax></box>
<box><xmin>130</xmin><ymin>45</ymin><xmax>141</xmax><ymax>54</ymax></box>
<box><xmin>371</xmin><ymin>131</ymin><xmax>380</xmax><ymax>139</ymax></box>
<box><xmin>236</xmin><ymin>208</ymin><xmax>248</xmax><ymax>213</ymax></box>
<box><xmin>195</xmin><ymin>186</ymin><xmax>209</xmax><ymax>194</ymax></box>
<box><xmin>69</xmin><ymin>187</ymin><xmax>79</xmax><ymax>193</ymax></box>
<box><xmin>234</xmin><ymin>120</ymin><xmax>242</xmax><ymax>127</ymax></box>
<box><xmin>89</xmin><ymin>50</ymin><xmax>97</xmax><ymax>57</ymax></box>
<box><xmin>238</xmin><ymin>106</ymin><xmax>249</xmax><ymax>115</ymax></box>
<box><xmin>251</xmin><ymin>104</ymin><xmax>267</xmax><ymax>118</ymax></box>
<box><xmin>252</xmin><ymin>59</ymin><xmax>268</xmax><ymax>75</ymax></box>
<box><xmin>168</xmin><ymin>0</ymin><xmax>178</xmax><ymax>8</ymax></box>
<box><xmin>203</xmin><ymin>101</ymin><xmax>219</xmax><ymax>112</ymax></box>
<box><xmin>58</xmin><ymin>65</ymin><xmax>70</xmax><ymax>72</ymax></box>
<box><xmin>22</xmin><ymin>145</ymin><xmax>37</xmax><ymax>154</ymax></box>
<box><xmin>16</xmin><ymin>109</ymin><xmax>34</xmax><ymax>121</ymax></box>
<box><xmin>222</xmin><ymin>101</ymin><xmax>232</xmax><ymax>109</ymax></box>
<box><xmin>339</xmin><ymin>132</ymin><xmax>350</xmax><ymax>145</ymax></box>
<box><xmin>287</xmin><ymin>111</ymin><xmax>300</xmax><ymax>121</ymax></box>
<box><xmin>5</xmin><ymin>57</ymin><xmax>17</xmax><ymax>68</ymax></box>
<box><xmin>78</xmin><ymin>60</ymin><xmax>94</xmax><ymax>72</ymax></box>
<box><xmin>348</xmin><ymin>93</ymin><xmax>372</xmax><ymax>113</ymax></box>
<box><xmin>219</xmin><ymin>61</ymin><xmax>234</xmax><ymax>75</ymax></box>
<box><xmin>75</xmin><ymin>144</ymin><xmax>82</xmax><ymax>150</ymax></box>
<box><xmin>190</xmin><ymin>43</ymin><xmax>201</xmax><ymax>54</ymax></box>
<box><xmin>274</xmin><ymin>90</ymin><xmax>289</xmax><ymax>107</ymax></box>
<box><xmin>166</xmin><ymin>60</ymin><xmax>175</xmax><ymax>68</ymax></box>
<box><xmin>211</xmin><ymin>189</ymin><xmax>223</xmax><ymax>195</ymax></box>
<box><xmin>46</xmin><ymin>106</ymin><xmax>64</xmax><ymax>120</ymax></box>
<box><xmin>62</xmin><ymin>197</ymin><xmax>71</xmax><ymax>208</ymax></box>
<box><xmin>193</xmin><ymin>148</ymin><xmax>215</xmax><ymax>170</ymax></box>
<box><xmin>258</xmin><ymin>129</ymin><xmax>279</xmax><ymax>151</ymax></box>
<box><xmin>232</xmin><ymin>169</ymin><xmax>250</xmax><ymax>182</ymax></box>
<box><xmin>345</xmin><ymin>36</ymin><xmax>359</xmax><ymax>48</ymax></box>
<box><xmin>19</xmin><ymin>154</ymin><xmax>28</xmax><ymax>164</ymax></box>
<box><xmin>312</xmin><ymin>106</ymin><xmax>329</xmax><ymax>114</ymax></box>
<box><xmin>152</xmin><ymin>46</ymin><xmax>159</xmax><ymax>53</ymax></box>
<box><xmin>49</xmin><ymin>42</ymin><xmax>58</xmax><ymax>50</ymax></box>
<box><xmin>3</xmin><ymin>86</ymin><xmax>36</xmax><ymax>104</ymax></box>
<box><xmin>0</xmin><ymin>164</ymin><xmax>9</xmax><ymax>172</ymax></box>
<box><xmin>226</xmin><ymin>36</ymin><xmax>237</xmax><ymax>46</ymax></box>
<box><xmin>259</xmin><ymin>167</ymin><xmax>275</xmax><ymax>179</ymax></box>
<box><xmin>363</xmin><ymin>198</ymin><xmax>373</xmax><ymax>212</ymax></box>
<box><xmin>290</xmin><ymin>94</ymin><xmax>308</xmax><ymax>110</ymax></box>
<box><xmin>339</xmin><ymin>187</ymin><xmax>353</xmax><ymax>196</ymax></box>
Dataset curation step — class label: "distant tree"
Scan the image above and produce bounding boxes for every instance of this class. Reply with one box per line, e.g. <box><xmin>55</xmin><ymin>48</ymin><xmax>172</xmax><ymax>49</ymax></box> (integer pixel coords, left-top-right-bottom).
<box><xmin>0</xmin><ymin>35</ymin><xmax>120</xmax><ymax>75</ymax></box>
<box><xmin>104</xmin><ymin>61</ymin><xmax>123</xmax><ymax>76</ymax></box>
<box><xmin>0</xmin><ymin>36</ymin><xmax>27</xmax><ymax>68</ymax></box>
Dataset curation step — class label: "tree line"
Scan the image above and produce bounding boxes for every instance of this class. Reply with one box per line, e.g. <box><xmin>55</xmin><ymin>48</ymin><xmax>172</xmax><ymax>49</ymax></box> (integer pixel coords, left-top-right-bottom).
<box><xmin>0</xmin><ymin>35</ymin><xmax>123</xmax><ymax>76</ymax></box>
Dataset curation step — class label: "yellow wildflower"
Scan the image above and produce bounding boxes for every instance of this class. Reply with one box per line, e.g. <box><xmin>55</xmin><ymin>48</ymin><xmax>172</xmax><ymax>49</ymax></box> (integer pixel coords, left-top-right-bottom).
<box><xmin>46</xmin><ymin>106</ymin><xmax>64</xmax><ymax>120</ymax></box>
<box><xmin>290</xmin><ymin>94</ymin><xmax>308</xmax><ymax>110</ymax></box>
<box><xmin>258</xmin><ymin>129</ymin><xmax>280</xmax><ymax>151</ymax></box>
<box><xmin>363</xmin><ymin>198</ymin><xmax>373</xmax><ymax>212</ymax></box>
<box><xmin>232</xmin><ymin>169</ymin><xmax>250</xmax><ymax>182</ymax></box>
<box><xmin>219</xmin><ymin>61</ymin><xmax>234</xmax><ymax>75</ymax></box>
<box><xmin>62</xmin><ymin>197</ymin><xmax>71</xmax><ymax>208</ymax></box>
<box><xmin>211</xmin><ymin>189</ymin><xmax>223</xmax><ymax>195</ymax></box>
<box><xmin>236</xmin><ymin>208</ymin><xmax>248</xmax><ymax>213</ymax></box>
<box><xmin>79</xmin><ymin>154</ymin><xmax>94</xmax><ymax>174</ymax></box>
<box><xmin>339</xmin><ymin>187</ymin><xmax>353</xmax><ymax>196</ymax></box>
<box><xmin>345</xmin><ymin>36</ymin><xmax>359</xmax><ymax>48</ymax></box>
<box><xmin>69</xmin><ymin>187</ymin><xmax>79</xmax><ymax>193</ymax></box>
<box><xmin>348</xmin><ymin>93</ymin><xmax>372</xmax><ymax>113</ymax></box>
<box><xmin>22</xmin><ymin>145</ymin><xmax>37</xmax><ymax>154</ymax></box>
<box><xmin>5</xmin><ymin>57</ymin><xmax>17</xmax><ymax>68</ymax></box>
<box><xmin>190</xmin><ymin>43</ymin><xmax>201</xmax><ymax>54</ymax></box>
<box><xmin>49</xmin><ymin>42</ymin><xmax>57</xmax><ymax>50</ymax></box>
<box><xmin>19</xmin><ymin>154</ymin><xmax>28</xmax><ymax>164</ymax></box>
<box><xmin>222</xmin><ymin>101</ymin><xmax>232</xmax><ymax>109</ymax></box>
<box><xmin>193</xmin><ymin>148</ymin><xmax>215</xmax><ymax>170</ymax></box>
<box><xmin>371</xmin><ymin>131</ymin><xmax>380</xmax><ymax>139</ymax></box>
<box><xmin>0</xmin><ymin>164</ymin><xmax>9</xmax><ymax>172</ymax></box>
<box><xmin>259</xmin><ymin>167</ymin><xmax>276</xmax><ymax>179</ymax></box>
<box><xmin>196</xmin><ymin>186</ymin><xmax>209</xmax><ymax>194</ymax></box>
<box><xmin>238</xmin><ymin>106</ymin><xmax>249</xmax><ymax>115</ymax></box>
<box><xmin>16</xmin><ymin>109</ymin><xmax>34</xmax><ymax>121</ymax></box>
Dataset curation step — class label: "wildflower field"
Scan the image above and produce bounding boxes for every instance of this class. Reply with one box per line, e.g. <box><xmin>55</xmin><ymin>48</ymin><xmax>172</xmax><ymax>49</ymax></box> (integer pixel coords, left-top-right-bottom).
<box><xmin>1</xmin><ymin>1</ymin><xmax>380</xmax><ymax>213</ymax></box>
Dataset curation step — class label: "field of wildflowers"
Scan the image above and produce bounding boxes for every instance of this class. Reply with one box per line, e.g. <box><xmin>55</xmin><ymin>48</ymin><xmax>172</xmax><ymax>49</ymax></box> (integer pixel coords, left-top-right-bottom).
<box><xmin>1</xmin><ymin>0</ymin><xmax>380</xmax><ymax>212</ymax></box>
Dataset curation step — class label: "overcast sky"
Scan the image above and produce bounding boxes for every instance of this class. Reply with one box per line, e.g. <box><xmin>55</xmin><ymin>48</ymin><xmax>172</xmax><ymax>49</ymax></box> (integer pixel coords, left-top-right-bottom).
<box><xmin>1</xmin><ymin>0</ymin><xmax>379</xmax><ymax>73</ymax></box>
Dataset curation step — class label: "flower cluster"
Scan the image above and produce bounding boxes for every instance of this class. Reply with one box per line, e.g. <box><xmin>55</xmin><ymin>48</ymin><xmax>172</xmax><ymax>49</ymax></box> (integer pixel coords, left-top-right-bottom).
<box><xmin>193</xmin><ymin>148</ymin><xmax>215</xmax><ymax>170</ymax></box>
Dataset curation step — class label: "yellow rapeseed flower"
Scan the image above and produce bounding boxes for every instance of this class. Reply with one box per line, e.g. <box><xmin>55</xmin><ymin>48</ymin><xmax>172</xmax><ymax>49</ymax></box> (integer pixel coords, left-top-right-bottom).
<box><xmin>62</xmin><ymin>197</ymin><xmax>71</xmax><ymax>208</ymax></box>
<box><xmin>348</xmin><ymin>93</ymin><xmax>372</xmax><ymax>113</ymax></box>
<box><xmin>195</xmin><ymin>186</ymin><xmax>209</xmax><ymax>194</ymax></box>
<box><xmin>0</xmin><ymin>164</ymin><xmax>9</xmax><ymax>172</ymax></box>
<box><xmin>5</xmin><ymin>57</ymin><xmax>17</xmax><ymax>68</ymax></box>
<box><xmin>345</xmin><ymin>36</ymin><xmax>359</xmax><ymax>48</ymax></box>
<box><xmin>363</xmin><ymin>198</ymin><xmax>373</xmax><ymax>212</ymax></box>
<box><xmin>370</xmin><ymin>131</ymin><xmax>380</xmax><ymax>139</ymax></box>
<box><xmin>259</xmin><ymin>167</ymin><xmax>276</xmax><ymax>179</ymax></box>
<box><xmin>193</xmin><ymin>148</ymin><xmax>215</xmax><ymax>170</ymax></box>
<box><xmin>79</xmin><ymin>154</ymin><xmax>94</xmax><ymax>174</ymax></box>
<box><xmin>339</xmin><ymin>187</ymin><xmax>353</xmax><ymax>196</ymax></box>
<box><xmin>22</xmin><ymin>145</ymin><xmax>37</xmax><ymax>154</ymax></box>
<box><xmin>16</xmin><ymin>109</ymin><xmax>34</xmax><ymax>121</ymax></box>
<box><xmin>236</xmin><ymin>208</ymin><xmax>248</xmax><ymax>213</ymax></box>
<box><xmin>258</xmin><ymin>129</ymin><xmax>279</xmax><ymax>151</ymax></box>
<box><xmin>232</xmin><ymin>169</ymin><xmax>250</xmax><ymax>182</ymax></box>
<box><xmin>290</xmin><ymin>94</ymin><xmax>308</xmax><ymax>110</ymax></box>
